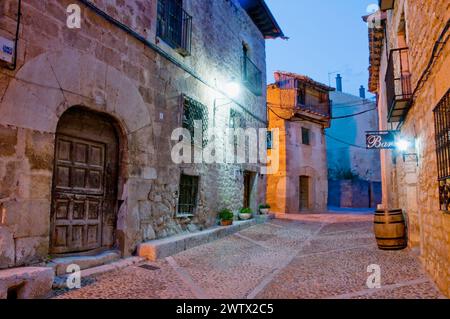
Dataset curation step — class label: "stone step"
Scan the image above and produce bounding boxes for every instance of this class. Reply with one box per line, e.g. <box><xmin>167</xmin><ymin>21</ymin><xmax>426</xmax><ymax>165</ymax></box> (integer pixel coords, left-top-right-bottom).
<box><xmin>52</xmin><ymin>256</ymin><xmax>146</xmax><ymax>289</ymax></box>
<box><xmin>0</xmin><ymin>267</ymin><xmax>54</xmax><ymax>299</ymax></box>
<box><xmin>138</xmin><ymin>214</ymin><xmax>273</xmax><ymax>261</ymax></box>
<box><xmin>48</xmin><ymin>250</ymin><xmax>121</xmax><ymax>276</ymax></box>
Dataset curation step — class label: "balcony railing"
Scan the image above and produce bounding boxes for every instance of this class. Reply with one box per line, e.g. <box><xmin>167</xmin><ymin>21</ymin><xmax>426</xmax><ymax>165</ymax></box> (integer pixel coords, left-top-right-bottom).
<box><xmin>157</xmin><ymin>0</ymin><xmax>192</xmax><ymax>56</ymax></box>
<box><xmin>297</xmin><ymin>101</ymin><xmax>331</xmax><ymax>119</ymax></box>
<box><xmin>386</xmin><ymin>47</ymin><xmax>412</xmax><ymax>123</ymax></box>
<box><xmin>242</xmin><ymin>55</ymin><xmax>263</xmax><ymax>96</ymax></box>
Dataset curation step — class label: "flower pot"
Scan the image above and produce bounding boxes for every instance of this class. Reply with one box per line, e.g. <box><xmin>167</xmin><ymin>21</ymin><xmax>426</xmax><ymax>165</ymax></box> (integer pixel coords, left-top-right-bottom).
<box><xmin>239</xmin><ymin>213</ymin><xmax>252</xmax><ymax>220</ymax></box>
<box><xmin>220</xmin><ymin>219</ymin><xmax>233</xmax><ymax>226</ymax></box>
<box><xmin>259</xmin><ymin>208</ymin><xmax>269</xmax><ymax>215</ymax></box>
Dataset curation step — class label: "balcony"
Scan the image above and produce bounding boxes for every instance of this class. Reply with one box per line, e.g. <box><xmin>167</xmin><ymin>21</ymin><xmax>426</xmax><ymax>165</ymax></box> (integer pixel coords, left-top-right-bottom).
<box><xmin>386</xmin><ymin>48</ymin><xmax>412</xmax><ymax>123</ymax></box>
<box><xmin>242</xmin><ymin>55</ymin><xmax>263</xmax><ymax>96</ymax></box>
<box><xmin>379</xmin><ymin>0</ymin><xmax>395</xmax><ymax>11</ymax></box>
<box><xmin>157</xmin><ymin>0</ymin><xmax>192</xmax><ymax>56</ymax></box>
<box><xmin>296</xmin><ymin>101</ymin><xmax>331</xmax><ymax>119</ymax></box>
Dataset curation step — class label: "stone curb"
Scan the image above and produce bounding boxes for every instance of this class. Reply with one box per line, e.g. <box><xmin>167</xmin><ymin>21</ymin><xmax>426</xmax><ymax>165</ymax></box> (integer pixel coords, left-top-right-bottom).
<box><xmin>138</xmin><ymin>215</ymin><xmax>274</xmax><ymax>261</ymax></box>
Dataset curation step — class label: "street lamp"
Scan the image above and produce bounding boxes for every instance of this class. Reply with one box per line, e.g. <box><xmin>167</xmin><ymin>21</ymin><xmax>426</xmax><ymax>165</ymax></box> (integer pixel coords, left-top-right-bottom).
<box><xmin>395</xmin><ymin>139</ymin><xmax>410</xmax><ymax>152</ymax></box>
<box><xmin>224</xmin><ymin>81</ymin><xmax>241</xmax><ymax>99</ymax></box>
<box><xmin>213</xmin><ymin>80</ymin><xmax>242</xmax><ymax>128</ymax></box>
<box><xmin>395</xmin><ymin>137</ymin><xmax>418</xmax><ymax>165</ymax></box>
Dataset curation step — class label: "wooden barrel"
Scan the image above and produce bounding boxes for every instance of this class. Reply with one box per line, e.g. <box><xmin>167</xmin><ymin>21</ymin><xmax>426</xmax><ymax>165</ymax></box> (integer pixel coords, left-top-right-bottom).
<box><xmin>374</xmin><ymin>209</ymin><xmax>407</xmax><ymax>250</ymax></box>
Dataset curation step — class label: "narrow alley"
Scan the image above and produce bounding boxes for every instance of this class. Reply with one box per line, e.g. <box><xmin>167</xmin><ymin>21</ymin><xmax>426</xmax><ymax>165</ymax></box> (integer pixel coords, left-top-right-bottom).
<box><xmin>52</xmin><ymin>212</ymin><xmax>444</xmax><ymax>299</ymax></box>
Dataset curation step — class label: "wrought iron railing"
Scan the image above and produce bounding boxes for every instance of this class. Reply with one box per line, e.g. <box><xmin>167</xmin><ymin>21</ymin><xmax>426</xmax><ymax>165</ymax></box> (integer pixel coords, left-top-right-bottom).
<box><xmin>242</xmin><ymin>55</ymin><xmax>263</xmax><ymax>96</ymax></box>
<box><xmin>386</xmin><ymin>47</ymin><xmax>412</xmax><ymax>122</ymax></box>
<box><xmin>433</xmin><ymin>89</ymin><xmax>450</xmax><ymax>211</ymax></box>
<box><xmin>157</xmin><ymin>0</ymin><xmax>192</xmax><ymax>56</ymax></box>
<box><xmin>297</xmin><ymin>102</ymin><xmax>331</xmax><ymax>118</ymax></box>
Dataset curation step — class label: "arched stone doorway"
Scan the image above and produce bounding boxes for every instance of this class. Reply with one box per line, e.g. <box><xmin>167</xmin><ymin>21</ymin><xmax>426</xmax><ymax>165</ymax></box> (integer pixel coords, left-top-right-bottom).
<box><xmin>50</xmin><ymin>107</ymin><xmax>120</xmax><ymax>254</ymax></box>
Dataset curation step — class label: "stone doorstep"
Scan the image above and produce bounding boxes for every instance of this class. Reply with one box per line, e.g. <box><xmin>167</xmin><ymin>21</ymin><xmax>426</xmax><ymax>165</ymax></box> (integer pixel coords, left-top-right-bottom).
<box><xmin>48</xmin><ymin>250</ymin><xmax>121</xmax><ymax>276</ymax></box>
<box><xmin>52</xmin><ymin>257</ymin><xmax>146</xmax><ymax>289</ymax></box>
<box><xmin>0</xmin><ymin>267</ymin><xmax>54</xmax><ymax>299</ymax></box>
<box><xmin>138</xmin><ymin>215</ymin><xmax>274</xmax><ymax>262</ymax></box>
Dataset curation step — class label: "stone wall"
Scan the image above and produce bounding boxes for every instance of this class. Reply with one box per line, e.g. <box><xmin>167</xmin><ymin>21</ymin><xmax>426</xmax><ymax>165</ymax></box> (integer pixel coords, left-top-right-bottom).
<box><xmin>267</xmin><ymin>83</ymin><xmax>329</xmax><ymax>214</ymax></box>
<box><xmin>0</xmin><ymin>0</ymin><xmax>269</xmax><ymax>268</ymax></box>
<box><xmin>374</xmin><ymin>0</ymin><xmax>450</xmax><ymax>297</ymax></box>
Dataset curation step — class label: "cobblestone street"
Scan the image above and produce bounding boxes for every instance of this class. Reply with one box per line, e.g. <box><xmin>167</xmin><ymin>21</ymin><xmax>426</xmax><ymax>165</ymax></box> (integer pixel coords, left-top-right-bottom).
<box><xmin>52</xmin><ymin>212</ymin><xmax>445</xmax><ymax>299</ymax></box>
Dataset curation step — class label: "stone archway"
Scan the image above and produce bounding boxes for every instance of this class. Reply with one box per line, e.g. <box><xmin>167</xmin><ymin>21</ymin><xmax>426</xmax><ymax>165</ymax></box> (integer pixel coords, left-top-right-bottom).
<box><xmin>50</xmin><ymin>107</ymin><xmax>121</xmax><ymax>254</ymax></box>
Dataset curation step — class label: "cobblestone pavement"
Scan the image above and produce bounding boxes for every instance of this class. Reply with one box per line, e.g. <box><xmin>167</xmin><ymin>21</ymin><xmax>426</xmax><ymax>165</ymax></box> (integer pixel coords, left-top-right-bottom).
<box><xmin>53</xmin><ymin>212</ymin><xmax>446</xmax><ymax>299</ymax></box>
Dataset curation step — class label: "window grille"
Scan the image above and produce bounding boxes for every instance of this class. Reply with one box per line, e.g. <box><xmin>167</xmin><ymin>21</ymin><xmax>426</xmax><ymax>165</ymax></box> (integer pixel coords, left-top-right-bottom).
<box><xmin>183</xmin><ymin>95</ymin><xmax>208</xmax><ymax>147</ymax></box>
<box><xmin>433</xmin><ymin>89</ymin><xmax>450</xmax><ymax>211</ymax></box>
<box><xmin>157</xmin><ymin>0</ymin><xmax>192</xmax><ymax>55</ymax></box>
<box><xmin>177</xmin><ymin>174</ymin><xmax>199</xmax><ymax>215</ymax></box>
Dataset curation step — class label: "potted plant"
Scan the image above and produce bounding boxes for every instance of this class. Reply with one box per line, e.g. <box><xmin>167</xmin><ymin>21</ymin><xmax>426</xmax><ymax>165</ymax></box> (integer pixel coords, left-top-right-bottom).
<box><xmin>239</xmin><ymin>207</ymin><xmax>253</xmax><ymax>220</ymax></box>
<box><xmin>259</xmin><ymin>204</ymin><xmax>271</xmax><ymax>215</ymax></box>
<box><xmin>219</xmin><ymin>209</ymin><xmax>234</xmax><ymax>226</ymax></box>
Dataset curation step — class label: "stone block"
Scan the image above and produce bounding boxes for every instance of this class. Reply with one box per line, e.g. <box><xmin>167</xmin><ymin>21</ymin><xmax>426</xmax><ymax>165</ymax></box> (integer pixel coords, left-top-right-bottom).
<box><xmin>5</xmin><ymin>200</ymin><xmax>50</xmax><ymax>238</ymax></box>
<box><xmin>51</xmin><ymin>250</ymin><xmax>121</xmax><ymax>276</ymax></box>
<box><xmin>0</xmin><ymin>226</ymin><xmax>15</xmax><ymax>269</ymax></box>
<box><xmin>0</xmin><ymin>267</ymin><xmax>54</xmax><ymax>299</ymax></box>
<box><xmin>15</xmin><ymin>236</ymin><xmax>48</xmax><ymax>266</ymax></box>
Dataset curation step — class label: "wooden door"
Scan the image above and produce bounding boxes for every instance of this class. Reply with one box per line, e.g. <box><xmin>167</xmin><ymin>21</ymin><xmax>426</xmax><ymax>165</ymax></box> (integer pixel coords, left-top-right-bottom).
<box><xmin>243</xmin><ymin>172</ymin><xmax>252</xmax><ymax>208</ymax></box>
<box><xmin>299</xmin><ymin>176</ymin><xmax>310</xmax><ymax>211</ymax></box>
<box><xmin>51</xmin><ymin>108</ymin><xmax>119</xmax><ymax>254</ymax></box>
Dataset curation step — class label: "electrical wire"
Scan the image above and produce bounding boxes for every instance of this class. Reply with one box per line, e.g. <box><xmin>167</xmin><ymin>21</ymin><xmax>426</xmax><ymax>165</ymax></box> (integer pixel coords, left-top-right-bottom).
<box><xmin>324</xmin><ymin>133</ymin><xmax>367</xmax><ymax>149</ymax></box>
<box><xmin>331</xmin><ymin>107</ymin><xmax>377</xmax><ymax>119</ymax></box>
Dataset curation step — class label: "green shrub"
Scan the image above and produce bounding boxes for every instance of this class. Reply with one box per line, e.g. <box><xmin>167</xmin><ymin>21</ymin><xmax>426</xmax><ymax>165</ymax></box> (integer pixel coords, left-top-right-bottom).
<box><xmin>240</xmin><ymin>207</ymin><xmax>253</xmax><ymax>215</ymax></box>
<box><xmin>219</xmin><ymin>209</ymin><xmax>234</xmax><ymax>221</ymax></box>
<box><xmin>259</xmin><ymin>203</ymin><xmax>271</xmax><ymax>209</ymax></box>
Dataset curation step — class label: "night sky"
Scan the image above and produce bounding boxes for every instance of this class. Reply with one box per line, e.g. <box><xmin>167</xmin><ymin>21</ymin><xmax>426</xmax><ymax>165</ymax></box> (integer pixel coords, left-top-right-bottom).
<box><xmin>266</xmin><ymin>0</ymin><xmax>378</xmax><ymax>97</ymax></box>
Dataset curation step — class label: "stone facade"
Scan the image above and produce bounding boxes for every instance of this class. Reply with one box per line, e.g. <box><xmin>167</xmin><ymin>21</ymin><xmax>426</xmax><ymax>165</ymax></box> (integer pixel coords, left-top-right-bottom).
<box><xmin>0</xmin><ymin>0</ymin><xmax>282</xmax><ymax>269</ymax></box>
<box><xmin>367</xmin><ymin>0</ymin><xmax>450</xmax><ymax>297</ymax></box>
<box><xmin>326</xmin><ymin>90</ymin><xmax>382</xmax><ymax>208</ymax></box>
<box><xmin>267</xmin><ymin>72</ymin><xmax>332</xmax><ymax>214</ymax></box>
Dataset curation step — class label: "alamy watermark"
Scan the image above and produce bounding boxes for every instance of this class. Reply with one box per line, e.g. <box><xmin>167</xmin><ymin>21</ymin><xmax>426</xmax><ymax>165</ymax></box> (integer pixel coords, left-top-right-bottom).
<box><xmin>67</xmin><ymin>4</ymin><xmax>81</xmax><ymax>29</ymax></box>
<box><xmin>170</xmin><ymin>121</ymin><xmax>280</xmax><ymax>175</ymax></box>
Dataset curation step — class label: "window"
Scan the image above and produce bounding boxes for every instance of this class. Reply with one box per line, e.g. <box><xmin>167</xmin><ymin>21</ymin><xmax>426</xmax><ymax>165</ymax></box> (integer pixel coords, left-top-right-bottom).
<box><xmin>433</xmin><ymin>89</ymin><xmax>450</xmax><ymax>212</ymax></box>
<box><xmin>267</xmin><ymin>131</ymin><xmax>273</xmax><ymax>150</ymax></box>
<box><xmin>157</xmin><ymin>0</ymin><xmax>192</xmax><ymax>55</ymax></box>
<box><xmin>230</xmin><ymin>109</ymin><xmax>246</xmax><ymax>129</ymax></box>
<box><xmin>229</xmin><ymin>109</ymin><xmax>246</xmax><ymax>147</ymax></box>
<box><xmin>297</xmin><ymin>85</ymin><xmax>306</xmax><ymax>106</ymax></box>
<box><xmin>302</xmin><ymin>127</ymin><xmax>310</xmax><ymax>145</ymax></box>
<box><xmin>242</xmin><ymin>45</ymin><xmax>262</xmax><ymax>96</ymax></box>
<box><xmin>177</xmin><ymin>174</ymin><xmax>199</xmax><ymax>215</ymax></box>
<box><xmin>183</xmin><ymin>95</ymin><xmax>208</xmax><ymax>147</ymax></box>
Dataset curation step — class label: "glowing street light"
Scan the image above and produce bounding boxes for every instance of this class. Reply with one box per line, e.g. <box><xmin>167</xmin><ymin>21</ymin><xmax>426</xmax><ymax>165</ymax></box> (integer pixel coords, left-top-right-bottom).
<box><xmin>224</xmin><ymin>81</ymin><xmax>241</xmax><ymax>99</ymax></box>
<box><xmin>395</xmin><ymin>139</ymin><xmax>410</xmax><ymax>152</ymax></box>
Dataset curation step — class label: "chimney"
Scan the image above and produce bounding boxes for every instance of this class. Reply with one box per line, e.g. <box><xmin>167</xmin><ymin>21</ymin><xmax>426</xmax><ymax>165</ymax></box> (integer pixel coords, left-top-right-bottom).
<box><xmin>336</xmin><ymin>74</ymin><xmax>342</xmax><ymax>92</ymax></box>
<box><xmin>359</xmin><ymin>85</ymin><xmax>366</xmax><ymax>99</ymax></box>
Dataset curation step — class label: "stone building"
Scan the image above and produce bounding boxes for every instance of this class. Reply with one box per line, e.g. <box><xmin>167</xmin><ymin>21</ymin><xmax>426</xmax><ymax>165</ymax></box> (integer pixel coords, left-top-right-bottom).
<box><xmin>267</xmin><ymin>71</ymin><xmax>333</xmax><ymax>214</ymax></box>
<box><xmin>0</xmin><ymin>0</ymin><xmax>284</xmax><ymax>270</ymax></box>
<box><xmin>366</xmin><ymin>0</ymin><xmax>449</xmax><ymax>296</ymax></box>
<box><xmin>326</xmin><ymin>76</ymin><xmax>382</xmax><ymax>208</ymax></box>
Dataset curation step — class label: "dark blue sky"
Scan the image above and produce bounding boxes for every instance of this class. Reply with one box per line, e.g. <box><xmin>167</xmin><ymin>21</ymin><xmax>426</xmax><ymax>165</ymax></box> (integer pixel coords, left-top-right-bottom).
<box><xmin>265</xmin><ymin>0</ymin><xmax>377</xmax><ymax>97</ymax></box>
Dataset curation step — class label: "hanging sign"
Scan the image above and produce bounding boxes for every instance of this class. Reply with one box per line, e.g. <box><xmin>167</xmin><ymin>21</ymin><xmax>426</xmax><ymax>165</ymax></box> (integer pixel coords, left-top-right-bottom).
<box><xmin>366</xmin><ymin>130</ymin><xmax>399</xmax><ymax>149</ymax></box>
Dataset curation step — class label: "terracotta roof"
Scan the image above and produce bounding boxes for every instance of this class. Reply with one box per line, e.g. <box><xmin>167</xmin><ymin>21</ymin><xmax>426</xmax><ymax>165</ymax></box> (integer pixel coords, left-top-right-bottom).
<box><xmin>273</xmin><ymin>71</ymin><xmax>336</xmax><ymax>92</ymax></box>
